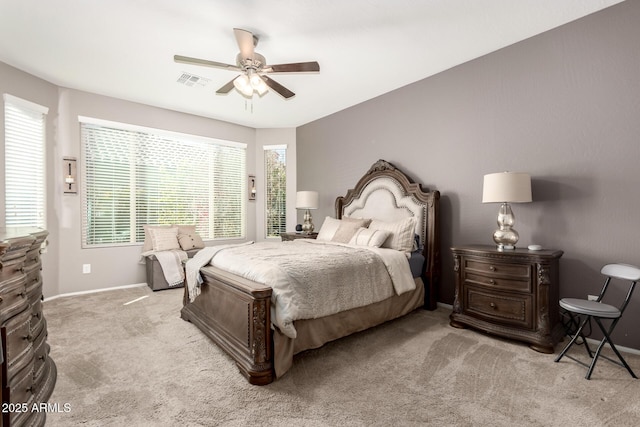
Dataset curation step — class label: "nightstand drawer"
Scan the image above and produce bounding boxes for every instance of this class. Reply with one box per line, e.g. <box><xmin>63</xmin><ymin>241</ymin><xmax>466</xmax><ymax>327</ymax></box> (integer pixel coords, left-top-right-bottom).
<box><xmin>465</xmin><ymin>259</ymin><xmax>530</xmax><ymax>278</ymax></box>
<box><xmin>464</xmin><ymin>273</ymin><xmax>531</xmax><ymax>293</ymax></box>
<box><xmin>466</xmin><ymin>286</ymin><xmax>533</xmax><ymax>329</ymax></box>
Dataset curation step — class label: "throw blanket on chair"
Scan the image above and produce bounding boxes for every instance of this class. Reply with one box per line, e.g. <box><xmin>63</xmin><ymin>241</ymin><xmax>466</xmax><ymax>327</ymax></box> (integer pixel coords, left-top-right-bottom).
<box><xmin>153</xmin><ymin>250</ymin><xmax>188</xmax><ymax>287</ymax></box>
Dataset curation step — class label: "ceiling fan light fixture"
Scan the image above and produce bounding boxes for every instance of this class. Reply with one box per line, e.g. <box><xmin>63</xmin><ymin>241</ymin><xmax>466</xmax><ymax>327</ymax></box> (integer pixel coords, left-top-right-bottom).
<box><xmin>233</xmin><ymin>74</ymin><xmax>253</xmax><ymax>97</ymax></box>
<box><xmin>252</xmin><ymin>75</ymin><xmax>269</xmax><ymax>96</ymax></box>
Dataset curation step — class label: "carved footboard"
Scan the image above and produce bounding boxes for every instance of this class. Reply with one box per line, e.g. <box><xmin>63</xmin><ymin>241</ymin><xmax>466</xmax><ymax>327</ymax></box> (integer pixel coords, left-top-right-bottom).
<box><xmin>181</xmin><ymin>266</ymin><xmax>274</xmax><ymax>385</ymax></box>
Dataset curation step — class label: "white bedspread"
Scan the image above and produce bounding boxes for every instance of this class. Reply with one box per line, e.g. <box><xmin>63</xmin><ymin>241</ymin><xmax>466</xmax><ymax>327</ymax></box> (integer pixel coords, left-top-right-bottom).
<box><xmin>186</xmin><ymin>240</ymin><xmax>415</xmax><ymax>339</ymax></box>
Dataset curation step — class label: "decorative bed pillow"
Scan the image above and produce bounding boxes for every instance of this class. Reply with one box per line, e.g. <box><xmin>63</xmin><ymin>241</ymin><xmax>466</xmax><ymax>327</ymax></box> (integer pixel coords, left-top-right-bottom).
<box><xmin>142</xmin><ymin>225</ymin><xmax>172</xmax><ymax>252</ymax></box>
<box><xmin>148</xmin><ymin>227</ymin><xmax>180</xmax><ymax>251</ymax></box>
<box><xmin>332</xmin><ymin>221</ymin><xmax>365</xmax><ymax>243</ymax></box>
<box><xmin>178</xmin><ymin>233</ymin><xmax>205</xmax><ymax>250</ymax></box>
<box><xmin>316</xmin><ymin>217</ymin><xmax>372</xmax><ymax>242</ymax></box>
<box><xmin>173</xmin><ymin>224</ymin><xmax>196</xmax><ymax>236</ymax></box>
<box><xmin>316</xmin><ymin>217</ymin><xmax>340</xmax><ymax>241</ymax></box>
<box><xmin>348</xmin><ymin>227</ymin><xmax>391</xmax><ymax>247</ymax></box>
<box><xmin>369</xmin><ymin>217</ymin><xmax>416</xmax><ymax>253</ymax></box>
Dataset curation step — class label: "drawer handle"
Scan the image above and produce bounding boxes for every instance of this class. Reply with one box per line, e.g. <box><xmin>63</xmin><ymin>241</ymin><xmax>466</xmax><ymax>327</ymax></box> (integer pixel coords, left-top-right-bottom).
<box><xmin>488</xmin><ymin>279</ymin><xmax>495</xmax><ymax>285</ymax></box>
<box><xmin>32</xmin><ymin>312</ymin><xmax>41</xmax><ymax>319</ymax></box>
<box><xmin>17</xmin><ymin>291</ymin><xmax>26</xmax><ymax>298</ymax></box>
<box><xmin>489</xmin><ymin>266</ymin><xmax>496</xmax><ymax>271</ymax></box>
<box><xmin>38</xmin><ymin>355</ymin><xmax>46</xmax><ymax>361</ymax></box>
<box><xmin>0</xmin><ymin>296</ymin><xmax>3</xmax><ymax>304</ymax></box>
<box><xmin>490</xmin><ymin>302</ymin><xmax>497</xmax><ymax>309</ymax></box>
<box><xmin>23</xmin><ymin>333</ymin><xmax>34</xmax><ymax>341</ymax></box>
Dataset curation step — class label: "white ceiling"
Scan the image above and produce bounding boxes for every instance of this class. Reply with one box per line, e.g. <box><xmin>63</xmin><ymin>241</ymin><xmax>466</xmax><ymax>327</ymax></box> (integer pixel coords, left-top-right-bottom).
<box><xmin>0</xmin><ymin>0</ymin><xmax>624</xmax><ymax>129</ymax></box>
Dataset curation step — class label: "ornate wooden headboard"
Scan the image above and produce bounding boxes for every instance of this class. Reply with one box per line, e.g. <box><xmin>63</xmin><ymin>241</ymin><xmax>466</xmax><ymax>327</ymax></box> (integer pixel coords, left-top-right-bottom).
<box><xmin>335</xmin><ymin>159</ymin><xmax>441</xmax><ymax>309</ymax></box>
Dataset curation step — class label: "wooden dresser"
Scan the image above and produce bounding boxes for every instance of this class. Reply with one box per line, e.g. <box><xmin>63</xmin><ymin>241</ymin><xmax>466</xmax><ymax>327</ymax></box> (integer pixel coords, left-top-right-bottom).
<box><xmin>1</xmin><ymin>228</ymin><xmax>56</xmax><ymax>427</ymax></box>
<box><xmin>450</xmin><ymin>245</ymin><xmax>564</xmax><ymax>353</ymax></box>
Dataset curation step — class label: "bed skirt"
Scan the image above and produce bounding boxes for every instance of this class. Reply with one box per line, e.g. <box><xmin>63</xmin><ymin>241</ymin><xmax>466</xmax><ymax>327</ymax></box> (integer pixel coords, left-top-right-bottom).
<box><xmin>273</xmin><ymin>277</ymin><xmax>425</xmax><ymax>378</ymax></box>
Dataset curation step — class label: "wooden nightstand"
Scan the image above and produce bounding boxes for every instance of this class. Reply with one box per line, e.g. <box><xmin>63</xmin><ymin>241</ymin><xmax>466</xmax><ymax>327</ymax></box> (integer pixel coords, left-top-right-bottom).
<box><xmin>449</xmin><ymin>245</ymin><xmax>564</xmax><ymax>353</ymax></box>
<box><xmin>280</xmin><ymin>232</ymin><xmax>318</xmax><ymax>241</ymax></box>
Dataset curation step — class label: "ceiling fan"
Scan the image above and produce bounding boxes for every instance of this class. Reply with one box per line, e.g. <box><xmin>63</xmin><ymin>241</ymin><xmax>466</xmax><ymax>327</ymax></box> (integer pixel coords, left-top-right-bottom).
<box><xmin>174</xmin><ymin>28</ymin><xmax>320</xmax><ymax>100</ymax></box>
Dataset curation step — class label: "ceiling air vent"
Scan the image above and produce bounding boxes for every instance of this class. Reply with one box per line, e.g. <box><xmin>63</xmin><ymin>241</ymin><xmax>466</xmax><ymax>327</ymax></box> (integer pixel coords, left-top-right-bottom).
<box><xmin>176</xmin><ymin>72</ymin><xmax>210</xmax><ymax>88</ymax></box>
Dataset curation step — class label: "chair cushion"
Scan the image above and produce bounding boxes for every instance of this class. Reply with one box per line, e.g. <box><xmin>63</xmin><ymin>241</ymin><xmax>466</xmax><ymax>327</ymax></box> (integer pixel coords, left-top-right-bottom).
<box><xmin>559</xmin><ymin>298</ymin><xmax>621</xmax><ymax>318</ymax></box>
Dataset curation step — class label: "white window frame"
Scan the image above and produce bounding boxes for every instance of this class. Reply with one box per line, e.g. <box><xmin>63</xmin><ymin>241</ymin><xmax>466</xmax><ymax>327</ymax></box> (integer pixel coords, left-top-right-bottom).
<box><xmin>79</xmin><ymin>116</ymin><xmax>247</xmax><ymax>248</ymax></box>
<box><xmin>263</xmin><ymin>144</ymin><xmax>287</xmax><ymax>238</ymax></box>
<box><xmin>3</xmin><ymin>94</ymin><xmax>48</xmax><ymax>228</ymax></box>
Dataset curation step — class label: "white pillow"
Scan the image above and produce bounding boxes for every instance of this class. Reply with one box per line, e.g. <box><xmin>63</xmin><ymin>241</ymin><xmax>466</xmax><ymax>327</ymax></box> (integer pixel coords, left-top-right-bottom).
<box><xmin>369</xmin><ymin>217</ymin><xmax>416</xmax><ymax>253</ymax></box>
<box><xmin>348</xmin><ymin>227</ymin><xmax>391</xmax><ymax>247</ymax></box>
<box><xmin>316</xmin><ymin>217</ymin><xmax>341</xmax><ymax>241</ymax></box>
<box><xmin>149</xmin><ymin>227</ymin><xmax>180</xmax><ymax>251</ymax></box>
<box><xmin>142</xmin><ymin>225</ymin><xmax>172</xmax><ymax>252</ymax></box>
<box><xmin>316</xmin><ymin>217</ymin><xmax>372</xmax><ymax>242</ymax></box>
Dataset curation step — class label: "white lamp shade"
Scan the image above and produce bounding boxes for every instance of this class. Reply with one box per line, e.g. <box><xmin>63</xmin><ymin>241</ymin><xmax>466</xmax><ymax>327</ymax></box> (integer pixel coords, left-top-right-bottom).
<box><xmin>296</xmin><ymin>191</ymin><xmax>319</xmax><ymax>209</ymax></box>
<box><xmin>482</xmin><ymin>172</ymin><xmax>532</xmax><ymax>203</ymax></box>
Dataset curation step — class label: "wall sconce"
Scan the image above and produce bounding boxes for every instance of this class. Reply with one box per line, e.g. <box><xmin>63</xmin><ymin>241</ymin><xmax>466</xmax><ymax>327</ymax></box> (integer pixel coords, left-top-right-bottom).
<box><xmin>63</xmin><ymin>157</ymin><xmax>77</xmax><ymax>194</ymax></box>
<box><xmin>248</xmin><ymin>174</ymin><xmax>256</xmax><ymax>200</ymax></box>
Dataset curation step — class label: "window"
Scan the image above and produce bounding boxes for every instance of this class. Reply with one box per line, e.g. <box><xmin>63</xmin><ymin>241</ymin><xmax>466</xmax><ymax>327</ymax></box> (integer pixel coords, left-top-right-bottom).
<box><xmin>3</xmin><ymin>94</ymin><xmax>47</xmax><ymax>228</ymax></box>
<box><xmin>80</xmin><ymin>117</ymin><xmax>246</xmax><ymax>247</ymax></box>
<box><xmin>264</xmin><ymin>145</ymin><xmax>287</xmax><ymax>238</ymax></box>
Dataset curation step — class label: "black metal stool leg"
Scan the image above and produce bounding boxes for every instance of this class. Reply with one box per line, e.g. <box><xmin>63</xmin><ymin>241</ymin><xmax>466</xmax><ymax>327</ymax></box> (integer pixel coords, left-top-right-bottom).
<box><xmin>593</xmin><ymin>318</ymin><xmax>638</xmax><ymax>379</ymax></box>
<box><xmin>555</xmin><ymin>316</ymin><xmax>590</xmax><ymax>363</ymax></box>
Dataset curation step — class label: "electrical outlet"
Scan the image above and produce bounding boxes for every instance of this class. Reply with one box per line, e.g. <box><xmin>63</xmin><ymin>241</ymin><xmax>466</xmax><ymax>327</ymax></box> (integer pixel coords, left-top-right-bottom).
<box><xmin>587</xmin><ymin>294</ymin><xmax>598</xmax><ymax>301</ymax></box>
<box><xmin>82</xmin><ymin>264</ymin><xmax>91</xmax><ymax>274</ymax></box>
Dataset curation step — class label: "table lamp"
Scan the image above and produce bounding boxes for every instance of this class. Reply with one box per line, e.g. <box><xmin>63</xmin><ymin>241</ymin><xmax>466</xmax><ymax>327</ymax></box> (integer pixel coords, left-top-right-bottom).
<box><xmin>296</xmin><ymin>191</ymin><xmax>319</xmax><ymax>234</ymax></box>
<box><xmin>482</xmin><ymin>172</ymin><xmax>532</xmax><ymax>251</ymax></box>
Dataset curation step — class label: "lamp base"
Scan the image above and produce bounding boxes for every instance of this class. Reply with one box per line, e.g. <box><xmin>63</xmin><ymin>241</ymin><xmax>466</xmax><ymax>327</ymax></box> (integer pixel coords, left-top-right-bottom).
<box><xmin>493</xmin><ymin>202</ymin><xmax>520</xmax><ymax>250</ymax></box>
<box><xmin>302</xmin><ymin>209</ymin><xmax>315</xmax><ymax>234</ymax></box>
<box><xmin>495</xmin><ymin>243</ymin><xmax>516</xmax><ymax>251</ymax></box>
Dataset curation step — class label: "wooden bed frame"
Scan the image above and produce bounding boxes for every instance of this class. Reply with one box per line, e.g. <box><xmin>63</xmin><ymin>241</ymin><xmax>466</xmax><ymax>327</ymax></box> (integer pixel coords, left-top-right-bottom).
<box><xmin>181</xmin><ymin>159</ymin><xmax>440</xmax><ymax>385</ymax></box>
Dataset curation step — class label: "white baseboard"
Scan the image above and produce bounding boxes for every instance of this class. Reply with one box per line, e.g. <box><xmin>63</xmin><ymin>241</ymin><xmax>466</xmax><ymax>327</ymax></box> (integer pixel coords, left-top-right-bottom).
<box><xmin>435</xmin><ymin>302</ymin><xmax>640</xmax><ymax>354</ymax></box>
<box><xmin>43</xmin><ymin>283</ymin><xmax>147</xmax><ymax>302</ymax></box>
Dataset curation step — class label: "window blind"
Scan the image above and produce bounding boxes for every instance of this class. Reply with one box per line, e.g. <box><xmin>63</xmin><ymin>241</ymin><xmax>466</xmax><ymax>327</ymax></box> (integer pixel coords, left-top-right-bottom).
<box><xmin>264</xmin><ymin>145</ymin><xmax>287</xmax><ymax>238</ymax></box>
<box><xmin>80</xmin><ymin>118</ymin><xmax>246</xmax><ymax>247</ymax></box>
<box><xmin>3</xmin><ymin>94</ymin><xmax>47</xmax><ymax>228</ymax></box>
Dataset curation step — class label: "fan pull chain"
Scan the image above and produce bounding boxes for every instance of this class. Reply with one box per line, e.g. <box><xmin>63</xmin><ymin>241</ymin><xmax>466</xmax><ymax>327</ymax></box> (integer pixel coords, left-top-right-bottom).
<box><xmin>243</xmin><ymin>99</ymin><xmax>254</xmax><ymax>114</ymax></box>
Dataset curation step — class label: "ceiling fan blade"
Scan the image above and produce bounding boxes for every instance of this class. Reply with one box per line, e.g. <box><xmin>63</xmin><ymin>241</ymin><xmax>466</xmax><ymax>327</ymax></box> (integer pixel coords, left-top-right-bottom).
<box><xmin>233</xmin><ymin>28</ymin><xmax>256</xmax><ymax>60</ymax></box>
<box><xmin>174</xmin><ymin>55</ymin><xmax>241</xmax><ymax>71</ymax></box>
<box><xmin>262</xmin><ymin>76</ymin><xmax>295</xmax><ymax>99</ymax></box>
<box><xmin>267</xmin><ymin>61</ymin><xmax>320</xmax><ymax>73</ymax></box>
<box><xmin>216</xmin><ymin>77</ymin><xmax>237</xmax><ymax>94</ymax></box>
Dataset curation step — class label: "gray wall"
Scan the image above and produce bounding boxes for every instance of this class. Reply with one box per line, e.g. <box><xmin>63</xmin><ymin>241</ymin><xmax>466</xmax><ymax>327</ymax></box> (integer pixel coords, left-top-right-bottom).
<box><xmin>297</xmin><ymin>1</ymin><xmax>640</xmax><ymax>348</ymax></box>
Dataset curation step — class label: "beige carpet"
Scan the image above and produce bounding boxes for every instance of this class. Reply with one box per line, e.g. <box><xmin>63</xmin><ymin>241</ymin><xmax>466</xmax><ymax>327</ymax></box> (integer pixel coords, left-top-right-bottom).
<box><xmin>43</xmin><ymin>286</ymin><xmax>640</xmax><ymax>426</ymax></box>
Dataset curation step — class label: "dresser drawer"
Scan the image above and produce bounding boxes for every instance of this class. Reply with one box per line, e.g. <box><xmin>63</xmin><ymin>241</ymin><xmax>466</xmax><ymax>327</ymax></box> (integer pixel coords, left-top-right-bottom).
<box><xmin>26</xmin><ymin>275</ymin><xmax>43</xmax><ymax>306</ymax></box>
<box><xmin>25</xmin><ymin>247</ymin><xmax>41</xmax><ymax>264</ymax></box>
<box><xmin>0</xmin><ymin>274</ymin><xmax>29</xmax><ymax>323</ymax></box>
<box><xmin>3</xmin><ymin>308</ymin><xmax>35</xmax><ymax>381</ymax></box>
<box><xmin>33</xmin><ymin>326</ymin><xmax>49</xmax><ymax>387</ymax></box>
<box><xmin>30</xmin><ymin>297</ymin><xmax>45</xmax><ymax>335</ymax></box>
<box><xmin>464</xmin><ymin>272</ymin><xmax>531</xmax><ymax>293</ymax></box>
<box><xmin>6</xmin><ymin>362</ymin><xmax>36</xmax><ymax>426</ymax></box>
<box><xmin>465</xmin><ymin>286</ymin><xmax>533</xmax><ymax>330</ymax></box>
<box><xmin>0</xmin><ymin>257</ymin><xmax>25</xmax><ymax>281</ymax></box>
<box><xmin>465</xmin><ymin>259</ymin><xmax>531</xmax><ymax>278</ymax></box>
<box><xmin>24</xmin><ymin>261</ymin><xmax>42</xmax><ymax>291</ymax></box>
